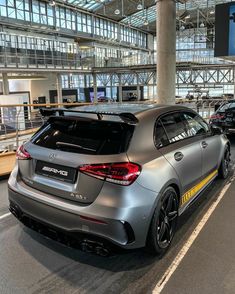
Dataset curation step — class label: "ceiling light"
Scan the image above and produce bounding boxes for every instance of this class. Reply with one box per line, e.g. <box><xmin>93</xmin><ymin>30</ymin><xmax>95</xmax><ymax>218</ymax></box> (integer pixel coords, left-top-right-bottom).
<box><xmin>114</xmin><ymin>9</ymin><xmax>120</xmax><ymax>15</ymax></box>
<box><xmin>143</xmin><ymin>20</ymin><xmax>149</xmax><ymax>26</ymax></box>
<box><xmin>200</xmin><ymin>22</ymin><xmax>205</xmax><ymax>28</ymax></box>
<box><xmin>49</xmin><ymin>0</ymin><xmax>55</xmax><ymax>6</ymax></box>
<box><xmin>209</xmin><ymin>10</ymin><xmax>215</xmax><ymax>15</ymax></box>
<box><xmin>137</xmin><ymin>3</ymin><xmax>143</xmax><ymax>10</ymax></box>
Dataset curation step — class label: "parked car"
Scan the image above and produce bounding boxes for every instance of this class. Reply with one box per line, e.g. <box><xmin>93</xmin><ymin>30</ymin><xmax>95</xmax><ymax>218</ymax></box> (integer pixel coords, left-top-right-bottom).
<box><xmin>210</xmin><ymin>101</ymin><xmax>235</xmax><ymax>135</ymax></box>
<box><xmin>8</xmin><ymin>104</ymin><xmax>230</xmax><ymax>256</ymax></box>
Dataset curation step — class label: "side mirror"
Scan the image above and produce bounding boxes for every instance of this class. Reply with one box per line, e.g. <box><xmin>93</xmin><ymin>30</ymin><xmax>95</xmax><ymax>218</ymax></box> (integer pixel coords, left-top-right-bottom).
<box><xmin>211</xmin><ymin>124</ymin><xmax>223</xmax><ymax>135</ymax></box>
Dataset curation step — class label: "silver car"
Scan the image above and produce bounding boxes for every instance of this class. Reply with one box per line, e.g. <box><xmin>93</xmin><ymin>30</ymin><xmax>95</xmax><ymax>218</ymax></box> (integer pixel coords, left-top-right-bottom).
<box><xmin>8</xmin><ymin>104</ymin><xmax>230</xmax><ymax>256</ymax></box>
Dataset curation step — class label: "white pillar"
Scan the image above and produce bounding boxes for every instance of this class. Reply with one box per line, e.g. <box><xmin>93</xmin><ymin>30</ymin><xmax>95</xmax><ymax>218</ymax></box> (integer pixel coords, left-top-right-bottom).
<box><xmin>2</xmin><ymin>73</ymin><xmax>9</xmax><ymax>95</ymax></box>
<box><xmin>118</xmin><ymin>74</ymin><xmax>122</xmax><ymax>103</ymax></box>
<box><xmin>156</xmin><ymin>0</ymin><xmax>176</xmax><ymax>105</ymax></box>
<box><xmin>56</xmin><ymin>74</ymin><xmax>63</xmax><ymax>105</ymax></box>
<box><xmin>92</xmin><ymin>73</ymin><xmax>98</xmax><ymax>103</ymax></box>
<box><xmin>136</xmin><ymin>74</ymin><xmax>141</xmax><ymax>101</ymax></box>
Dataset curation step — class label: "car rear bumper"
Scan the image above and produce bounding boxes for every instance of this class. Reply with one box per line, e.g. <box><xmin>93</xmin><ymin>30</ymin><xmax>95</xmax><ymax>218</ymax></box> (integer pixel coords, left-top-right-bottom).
<box><xmin>9</xmin><ymin>187</ymin><xmax>134</xmax><ymax>249</ymax></box>
<box><xmin>8</xmin><ymin>165</ymin><xmax>158</xmax><ymax>249</ymax></box>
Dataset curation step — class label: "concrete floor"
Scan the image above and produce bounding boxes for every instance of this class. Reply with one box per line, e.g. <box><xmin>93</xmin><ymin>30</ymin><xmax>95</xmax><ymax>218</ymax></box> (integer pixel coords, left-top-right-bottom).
<box><xmin>0</xmin><ymin>138</ymin><xmax>235</xmax><ymax>294</ymax></box>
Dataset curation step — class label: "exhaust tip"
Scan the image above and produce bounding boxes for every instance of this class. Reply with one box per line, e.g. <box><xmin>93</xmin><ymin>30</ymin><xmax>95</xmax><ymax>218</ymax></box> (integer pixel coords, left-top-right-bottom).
<box><xmin>9</xmin><ymin>204</ymin><xmax>22</xmax><ymax>220</ymax></box>
<box><xmin>80</xmin><ymin>240</ymin><xmax>110</xmax><ymax>256</ymax></box>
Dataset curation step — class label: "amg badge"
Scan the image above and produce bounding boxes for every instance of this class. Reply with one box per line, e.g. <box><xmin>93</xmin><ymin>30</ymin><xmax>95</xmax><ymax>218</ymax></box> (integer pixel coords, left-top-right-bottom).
<box><xmin>42</xmin><ymin>166</ymin><xmax>68</xmax><ymax>177</ymax></box>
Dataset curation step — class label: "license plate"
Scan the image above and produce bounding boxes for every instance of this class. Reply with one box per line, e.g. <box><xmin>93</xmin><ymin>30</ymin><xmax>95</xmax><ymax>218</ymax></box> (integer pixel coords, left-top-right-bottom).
<box><xmin>35</xmin><ymin>161</ymin><xmax>77</xmax><ymax>183</ymax></box>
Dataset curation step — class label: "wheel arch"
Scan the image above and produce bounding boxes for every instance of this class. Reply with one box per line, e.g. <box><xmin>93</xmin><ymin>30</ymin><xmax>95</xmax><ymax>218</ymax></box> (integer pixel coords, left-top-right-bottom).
<box><xmin>144</xmin><ymin>179</ymin><xmax>182</xmax><ymax>246</ymax></box>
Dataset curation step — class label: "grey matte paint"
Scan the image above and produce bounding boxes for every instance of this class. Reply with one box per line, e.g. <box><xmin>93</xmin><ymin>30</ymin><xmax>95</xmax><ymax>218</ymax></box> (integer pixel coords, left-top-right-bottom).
<box><xmin>8</xmin><ymin>103</ymin><xmax>229</xmax><ymax>249</ymax></box>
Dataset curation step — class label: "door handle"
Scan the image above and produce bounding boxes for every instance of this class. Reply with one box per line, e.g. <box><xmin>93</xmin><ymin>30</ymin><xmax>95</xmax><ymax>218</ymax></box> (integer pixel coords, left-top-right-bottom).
<box><xmin>201</xmin><ymin>141</ymin><xmax>208</xmax><ymax>149</ymax></box>
<box><xmin>174</xmin><ymin>152</ymin><xmax>184</xmax><ymax>162</ymax></box>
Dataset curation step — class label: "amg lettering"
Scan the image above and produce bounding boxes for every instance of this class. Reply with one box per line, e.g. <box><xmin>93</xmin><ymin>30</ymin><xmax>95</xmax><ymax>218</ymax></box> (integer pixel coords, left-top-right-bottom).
<box><xmin>42</xmin><ymin>166</ymin><xmax>68</xmax><ymax>177</ymax></box>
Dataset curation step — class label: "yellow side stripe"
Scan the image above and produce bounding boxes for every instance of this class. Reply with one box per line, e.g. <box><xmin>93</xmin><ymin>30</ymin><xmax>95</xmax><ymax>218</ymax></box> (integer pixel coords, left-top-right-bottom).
<box><xmin>181</xmin><ymin>169</ymin><xmax>218</xmax><ymax>206</ymax></box>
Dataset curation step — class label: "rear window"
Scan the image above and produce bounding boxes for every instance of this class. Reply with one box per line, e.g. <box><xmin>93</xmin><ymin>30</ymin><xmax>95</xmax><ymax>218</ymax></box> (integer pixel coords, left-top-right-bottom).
<box><xmin>219</xmin><ymin>102</ymin><xmax>235</xmax><ymax>112</ymax></box>
<box><xmin>31</xmin><ymin>117</ymin><xmax>134</xmax><ymax>155</ymax></box>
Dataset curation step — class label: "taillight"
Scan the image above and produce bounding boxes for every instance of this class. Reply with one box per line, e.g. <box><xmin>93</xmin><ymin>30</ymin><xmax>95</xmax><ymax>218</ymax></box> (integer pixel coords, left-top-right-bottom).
<box><xmin>16</xmin><ymin>145</ymin><xmax>31</xmax><ymax>160</ymax></box>
<box><xmin>79</xmin><ymin>162</ymin><xmax>141</xmax><ymax>186</ymax></box>
<box><xmin>210</xmin><ymin>113</ymin><xmax>225</xmax><ymax>120</ymax></box>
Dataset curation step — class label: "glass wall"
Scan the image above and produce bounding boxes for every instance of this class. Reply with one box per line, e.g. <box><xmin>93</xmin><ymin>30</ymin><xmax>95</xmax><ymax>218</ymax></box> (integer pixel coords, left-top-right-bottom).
<box><xmin>0</xmin><ymin>0</ymin><xmax>147</xmax><ymax>48</ymax></box>
<box><xmin>0</xmin><ymin>31</ymin><xmax>80</xmax><ymax>68</ymax></box>
<box><xmin>80</xmin><ymin>44</ymin><xmax>152</xmax><ymax>67</ymax></box>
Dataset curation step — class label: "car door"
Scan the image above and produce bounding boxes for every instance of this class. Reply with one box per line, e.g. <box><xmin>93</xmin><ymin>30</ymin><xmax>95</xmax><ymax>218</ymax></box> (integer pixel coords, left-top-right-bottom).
<box><xmin>181</xmin><ymin>112</ymin><xmax>221</xmax><ymax>178</ymax></box>
<box><xmin>156</xmin><ymin>112</ymin><xmax>203</xmax><ymax>201</ymax></box>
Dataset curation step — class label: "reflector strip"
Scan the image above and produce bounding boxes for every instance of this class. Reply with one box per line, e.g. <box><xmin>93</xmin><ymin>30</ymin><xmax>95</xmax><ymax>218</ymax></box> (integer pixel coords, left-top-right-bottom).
<box><xmin>80</xmin><ymin>215</ymin><xmax>107</xmax><ymax>225</ymax></box>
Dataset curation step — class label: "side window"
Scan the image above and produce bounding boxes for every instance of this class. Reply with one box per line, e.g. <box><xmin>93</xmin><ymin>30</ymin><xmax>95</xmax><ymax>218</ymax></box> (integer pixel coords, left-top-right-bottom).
<box><xmin>181</xmin><ymin>112</ymin><xmax>209</xmax><ymax>136</ymax></box>
<box><xmin>160</xmin><ymin>113</ymin><xmax>188</xmax><ymax>144</ymax></box>
<box><xmin>154</xmin><ymin>120</ymin><xmax>168</xmax><ymax>148</ymax></box>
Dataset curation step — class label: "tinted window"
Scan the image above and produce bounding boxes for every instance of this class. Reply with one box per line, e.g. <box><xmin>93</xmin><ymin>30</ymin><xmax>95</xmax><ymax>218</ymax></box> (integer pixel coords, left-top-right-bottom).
<box><xmin>154</xmin><ymin>120</ymin><xmax>168</xmax><ymax>148</ymax></box>
<box><xmin>219</xmin><ymin>102</ymin><xmax>235</xmax><ymax>112</ymax></box>
<box><xmin>160</xmin><ymin>113</ymin><xmax>188</xmax><ymax>144</ymax></box>
<box><xmin>181</xmin><ymin>112</ymin><xmax>209</xmax><ymax>136</ymax></box>
<box><xmin>32</xmin><ymin>117</ymin><xmax>134</xmax><ymax>155</ymax></box>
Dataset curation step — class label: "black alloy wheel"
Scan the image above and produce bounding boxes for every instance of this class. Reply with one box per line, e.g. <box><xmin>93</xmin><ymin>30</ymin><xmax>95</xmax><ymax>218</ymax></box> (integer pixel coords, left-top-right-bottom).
<box><xmin>146</xmin><ymin>187</ymin><xmax>179</xmax><ymax>255</ymax></box>
<box><xmin>156</xmin><ymin>189</ymin><xmax>178</xmax><ymax>249</ymax></box>
<box><xmin>219</xmin><ymin>146</ymin><xmax>230</xmax><ymax>179</ymax></box>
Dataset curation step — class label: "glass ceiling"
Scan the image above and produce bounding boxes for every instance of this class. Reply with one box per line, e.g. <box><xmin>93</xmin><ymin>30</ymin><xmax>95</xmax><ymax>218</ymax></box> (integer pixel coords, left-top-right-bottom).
<box><xmin>121</xmin><ymin>6</ymin><xmax>156</xmax><ymax>28</ymax></box>
<box><xmin>64</xmin><ymin>0</ymin><xmax>109</xmax><ymax>11</ymax></box>
<box><xmin>121</xmin><ymin>0</ymin><xmax>232</xmax><ymax>28</ymax></box>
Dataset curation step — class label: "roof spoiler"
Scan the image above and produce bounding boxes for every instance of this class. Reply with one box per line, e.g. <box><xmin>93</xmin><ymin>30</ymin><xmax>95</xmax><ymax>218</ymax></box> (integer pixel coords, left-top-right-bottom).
<box><xmin>39</xmin><ymin>108</ymin><xmax>139</xmax><ymax>125</ymax></box>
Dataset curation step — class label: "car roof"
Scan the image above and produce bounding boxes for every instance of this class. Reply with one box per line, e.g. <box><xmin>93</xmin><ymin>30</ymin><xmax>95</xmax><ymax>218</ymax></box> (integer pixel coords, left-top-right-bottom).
<box><xmin>73</xmin><ymin>103</ymin><xmax>190</xmax><ymax>118</ymax></box>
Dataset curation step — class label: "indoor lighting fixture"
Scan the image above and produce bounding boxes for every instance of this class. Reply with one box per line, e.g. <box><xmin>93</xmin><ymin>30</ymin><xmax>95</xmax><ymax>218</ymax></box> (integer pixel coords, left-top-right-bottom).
<box><xmin>209</xmin><ymin>10</ymin><xmax>215</xmax><ymax>15</ymax></box>
<box><xmin>137</xmin><ymin>3</ymin><xmax>143</xmax><ymax>10</ymax></box>
<box><xmin>114</xmin><ymin>9</ymin><xmax>120</xmax><ymax>15</ymax></box>
<box><xmin>49</xmin><ymin>0</ymin><xmax>55</xmax><ymax>6</ymax></box>
<box><xmin>143</xmin><ymin>20</ymin><xmax>149</xmax><ymax>26</ymax></box>
<box><xmin>200</xmin><ymin>22</ymin><xmax>205</xmax><ymax>28</ymax></box>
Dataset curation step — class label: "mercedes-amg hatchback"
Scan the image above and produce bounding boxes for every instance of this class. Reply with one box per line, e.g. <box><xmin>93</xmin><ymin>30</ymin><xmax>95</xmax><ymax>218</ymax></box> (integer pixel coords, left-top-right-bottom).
<box><xmin>8</xmin><ymin>104</ymin><xmax>230</xmax><ymax>255</ymax></box>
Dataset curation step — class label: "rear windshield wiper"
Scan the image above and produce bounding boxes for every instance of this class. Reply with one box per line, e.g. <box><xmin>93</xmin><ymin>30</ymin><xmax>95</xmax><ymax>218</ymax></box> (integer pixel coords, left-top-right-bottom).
<box><xmin>56</xmin><ymin>142</ymin><xmax>96</xmax><ymax>152</ymax></box>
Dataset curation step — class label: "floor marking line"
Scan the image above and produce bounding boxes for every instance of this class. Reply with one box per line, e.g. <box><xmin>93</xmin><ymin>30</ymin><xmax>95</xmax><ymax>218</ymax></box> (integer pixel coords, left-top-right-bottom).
<box><xmin>0</xmin><ymin>212</ymin><xmax>11</xmax><ymax>221</ymax></box>
<box><xmin>153</xmin><ymin>177</ymin><xmax>234</xmax><ymax>294</ymax></box>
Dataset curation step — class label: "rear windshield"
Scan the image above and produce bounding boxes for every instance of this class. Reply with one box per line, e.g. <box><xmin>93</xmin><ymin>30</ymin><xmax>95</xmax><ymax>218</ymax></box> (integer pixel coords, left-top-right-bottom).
<box><xmin>218</xmin><ymin>102</ymin><xmax>235</xmax><ymax>112</ymax></box>
<box><xmin>31</xmin><ymin>117</ymin><xmax>134</xmax><ymax>155</ymax></box>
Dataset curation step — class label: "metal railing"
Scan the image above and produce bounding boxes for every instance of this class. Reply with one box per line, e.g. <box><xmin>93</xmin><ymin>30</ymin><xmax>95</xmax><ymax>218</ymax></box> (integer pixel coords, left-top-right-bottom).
<box><xmin>175</xmin><ymin>98</ymin><xmax>228</xmax><ymax>120</ymax></box>
<box><xmin>0</xmin><ymin>102</ymin><xmax>91</xmax><ymax>153</ymax></box>
<box><xmin>0</xmin><ymin>99</ymin><xmax>229</xmax><ymax>152</ymax></box>
<box><xmin>0</xmin><ymin>99</ymin><xmax>230</xmax><ymax>176</ymax></box>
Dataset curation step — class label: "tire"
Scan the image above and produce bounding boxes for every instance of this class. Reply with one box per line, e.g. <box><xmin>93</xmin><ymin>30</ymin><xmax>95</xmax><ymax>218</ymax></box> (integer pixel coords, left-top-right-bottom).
<box><xmin>146</xmin><ymin>186</ymin><xmax>179</xmax><ymax>256</ymax></box>
<box><xmin>219</xmin><ymin>145</ymin><xmax>230</xmax><ymax>179</ymax></box>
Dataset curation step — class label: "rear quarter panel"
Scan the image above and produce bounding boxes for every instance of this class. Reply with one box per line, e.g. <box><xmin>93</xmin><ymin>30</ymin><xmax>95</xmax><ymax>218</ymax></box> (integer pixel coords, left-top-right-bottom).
<box><xmin>127</xmin><ymin>111</ymin><xmax>182</xmax><ymax>196</ymax></box>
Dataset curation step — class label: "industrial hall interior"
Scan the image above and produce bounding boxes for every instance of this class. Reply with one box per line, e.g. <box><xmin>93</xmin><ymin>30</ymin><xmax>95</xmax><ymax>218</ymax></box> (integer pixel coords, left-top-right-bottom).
<box><xmin>1</xmin><ymin>0</ymin><xmax>235</xmax><ymax>293</ymax></box>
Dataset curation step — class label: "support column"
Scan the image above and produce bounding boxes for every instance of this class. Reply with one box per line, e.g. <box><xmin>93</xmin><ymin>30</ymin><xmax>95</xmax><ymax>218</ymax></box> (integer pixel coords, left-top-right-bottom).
<box><xmin>110</xmin><ymin>75</ymin><xmax>113</xmax><ymax>101</ymax></box>
<box><xmin>156</xmin><ymin>0</ymin><xmax>176</xmax><ymax>105</ymax></box>
<box><xmin>92</xmin><ymin>73</ymin><xmax>98</xmax><ymax>103</ymax></box>
<box><xmin>136</xmin><ymin>74</ymin><xmax>141</xmax><ymax>101</ymax></box>
<box><xmin>56</xmin><ymin>73</ymin><xmax>63</xmax><ymax>105</ymax></box>
<box><xmin>84</xmin><ymin>74</ymin><xmax>87</xmax><ymax>88</ymax></box>
<box><xmin>234</xmin><ymin>67</ymin><xmax>235</xmax><ymax>100</ymax></box>
<box><xmin>2</xmin><ymin>73</ymin><xmax>9</xmax><ymax>95</ymax></box>
<box><xmin>118</xmin><ymin>74</ymin><xmax>122</xmax><ymax>103</ymax></box>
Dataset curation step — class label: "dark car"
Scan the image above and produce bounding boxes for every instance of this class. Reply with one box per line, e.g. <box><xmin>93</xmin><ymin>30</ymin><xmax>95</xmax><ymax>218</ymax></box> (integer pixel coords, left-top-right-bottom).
<box><xmin>210</xmin><ymin>101</ymin><xmax>235</xmax><ymax>134</ymax></box>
